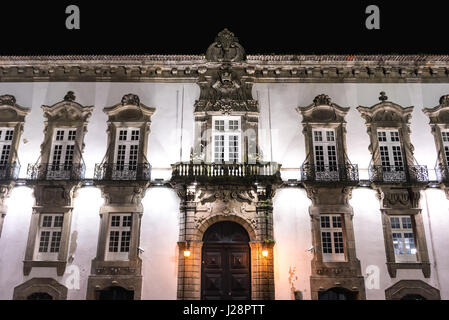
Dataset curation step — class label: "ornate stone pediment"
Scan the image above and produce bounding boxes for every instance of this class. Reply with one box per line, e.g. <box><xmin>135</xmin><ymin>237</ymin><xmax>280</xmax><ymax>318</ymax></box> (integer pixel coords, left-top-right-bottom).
<box><xmin>297</xmin><ymin>94</ymin><xmax>350</xmax><ymax>123</ymax></box>
<box><xmin>104</xmin><ymin>93</ymin><xmax>156</xmax><ymax>122</ymax></box>
<box><xmin>423</xmin><ymin>94</ymin><xmax>449</xmax><ymax>124</ymax></box>
<box><xmin>41</xmin><ymin>91</ymin><xmax>93</xmax><ymax>124</ymax></box>
<box><xmin>197</xmin><ymin>188</ymin><xmax>256</xmax><ymax>205</ymax></box>
<box><xmin>379</xmin><ymin>187</ymin><xmax>421</xmax><ymax>209</ymax></box>
<box><xmin>357</xmin><ymin>92</ymin><xmax>413</xmax><ymax>125</ymax></box>
<box><xmin>194</xmin><ymin>64</ymin><xmax>258</xmax><ymax>114</ymax></box>
<box><xmin>205</xmin><ymin>28</ymin><xmax>246</xmax><ymax>62</ymax></box>
<box><xmin>0</xmin><ymin>94</ymin><xmax>30</xmax><ymax>123</ymax></box>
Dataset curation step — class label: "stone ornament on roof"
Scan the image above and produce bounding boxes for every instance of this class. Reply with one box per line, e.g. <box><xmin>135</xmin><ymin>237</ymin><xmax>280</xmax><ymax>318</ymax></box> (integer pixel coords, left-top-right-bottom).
<box><xmin>313</xmin><ymin>94</ymin><xmax>332</xmax><ymax>106</ymax></box>
<box><xmin>121</xmin><ymin>93</ymin><xmax>140</xmax><ymax>106</ymax></box>
<box><xmin>206</xmin><ymin>29</ymin><xmax>246</xmax><ymax>62</ymax></box>
<box><xmin>0</xmin><ymin>95</ymin><xmax>17</xmax><ymax>106</ymax></box>
<box><xmin>64</xmin><ymin>91</ymin><xmax>76</xmax><ymax>102</ymax></box>
<box><xmin>439</xmin><ymin>94</ymin><xmax>449</xmax><ymax>106</ymax></box>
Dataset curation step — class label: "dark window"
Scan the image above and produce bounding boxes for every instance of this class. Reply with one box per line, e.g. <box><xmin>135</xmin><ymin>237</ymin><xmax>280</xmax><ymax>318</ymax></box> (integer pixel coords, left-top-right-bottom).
<box><xmin>401</xmin><ymin>294</ymin><xmax>426</xmax><ymax>300</ymax></box>
<box><xmin>318</xmin><ymin>287</ymin><xmax>357</xmax><ymax>300</ymax></box>
<box><xmin>97</xmin><ymin>286</ymin><xmax>134</xmax><ymax>300</ymax></box>
<box><xmin>27</xmin><ymin>292</ymin><xmax>53</xmax><ymax>300</ymax></box>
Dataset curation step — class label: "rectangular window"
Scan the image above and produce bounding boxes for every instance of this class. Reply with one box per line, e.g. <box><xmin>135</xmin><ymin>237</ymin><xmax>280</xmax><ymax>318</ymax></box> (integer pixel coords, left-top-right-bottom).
<box><xmin>320</xmin><ymin>214</ymin><xmax>345</xmax><ymax>262</ymax></box>
<box><xmin>390</xmin><ymin>215</ymin><xmax>417</xmax><ymax>263</ymax></box>
<box><xmin>312</xmin><ymin>129</ymin><xmax>338</xmax><ymax>180</ymax></box>
<box><xmin>106</xmin><ymin>214</ymin><xmax>132</xmax><ymax>260</ymax></box>
<box><xmin>377</xmin><ymin>129</ymin><xmax>405</xmax><ymax>181</ymax></box>
<box><xmin>36</xmin><ymin>214</ymin><xmax>64</xmax><ymax>260</ymax></box>
<box><xmin>212</xmin><ymin>116</ymin><xmax>241</xmax><ymax>162</ymax></box>
<box><xmin>0</xmin><ymin>128</ymin><xmax>14</xmax><ymax>166</ymax></box>
<box><xmin>441</xmin><ymin>130</ymin><xmax>449</xmax><ymax>166</ymax></box>
<box><xmin>113</xmin><ymin>128</ymin><xmax>140</xmax><ymax>179</ymax></box>
<box><xmin>48</xmin><ymin>128</ymin><xmax>77</xmax><ymax>179</ymax></box>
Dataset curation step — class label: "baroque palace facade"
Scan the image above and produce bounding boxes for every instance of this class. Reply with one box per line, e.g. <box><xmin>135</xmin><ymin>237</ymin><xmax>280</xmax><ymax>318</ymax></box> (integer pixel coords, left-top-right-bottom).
<box><xmin>0</xmin><ymin>29</ymin><xmax>449</xmax><ymax>300</ymax></box>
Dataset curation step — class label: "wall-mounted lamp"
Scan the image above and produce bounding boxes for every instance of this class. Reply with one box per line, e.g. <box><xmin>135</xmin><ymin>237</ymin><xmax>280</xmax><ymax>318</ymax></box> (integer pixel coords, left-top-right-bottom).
<box><xmin>262</xmin><ymin>249</ymin><xmax>269</xmax><ymax>258</ymax></box>
<box><xmin>183</xmin><ymin>250</ymin><xmax>191</xmax><ymax>257</ymax></box>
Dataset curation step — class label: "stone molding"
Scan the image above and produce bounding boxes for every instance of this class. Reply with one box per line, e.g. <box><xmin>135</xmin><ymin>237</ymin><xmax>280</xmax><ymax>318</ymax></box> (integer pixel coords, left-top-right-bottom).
<box><xmin>357</xmin><ymin>92</ymin><xmax>415</xmax><ymax>169</ymax></box>
<box><xmin>423</xmin><ymin>94</ymin><xmax>449</xmax><ymax>197</ymax></box>
<box><xmin>2</xmin><ymin>55</ymin><xmax>449</xmax><ymax>83</ymax></box>
<box><xmin>385</xmin><ymin>280</ymin><xmax>440</xmax><ymax>300</ymax></box>
<box><xmin>13</xmin><ymin>278</ymin><xmax>68</xmax><ymax>300</ymax></box>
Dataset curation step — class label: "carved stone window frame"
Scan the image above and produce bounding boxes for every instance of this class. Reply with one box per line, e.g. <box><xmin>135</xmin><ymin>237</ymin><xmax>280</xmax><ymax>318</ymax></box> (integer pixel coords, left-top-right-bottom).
<box><xmin>380</xmin><ymin>203</ymin><xmax>431</xmax><ymax>278</ymax></box>
<box><xmin>102</xmin><ymin>95</ymin><xmax>155</xmax><ymax>166</ymax></box>
<box><xmin>358</xmin><ymin>93</ymin><xmax>430</xmax><ymax>278</ymax></box>
<box><xmin>88</xmin><ymin>94</ymin><xmax>155</xmax><ymax>300</ymax></box>
<box><xmin>297</xmin><ymin>94</ymin><xmax>351</xmax><ymax>168</ymax></box>
<box><xmin>23</xmin><ymin>92</ymin><xmax>93</xmax><ymax>276</ymax></box>
<box><xmin>39</xmin><ymin>93</ymin><xmax>93</xmax><ymax>166</ymax></box>
<box><xmin>0</xmin><ymin>95</ymin><xmax>30</xmax><ymax>238</ymax></box>
<box><xmin>192</xmin><ymin>64</ymin><xmax>260</xmax><ymax>163</ymax></box>
<box><xmin>357</xmin><ymin>93</ymin><xmax>415</xmax><ymax>168</ymax></box>
<box><xmin>385</xmin><ymin>280</ymin><xmax>440</xmax><ymax>300</ymax></box>
<box><xmin>423</xmin><ymin>94</ymin><xmax>449</xmax><ymax>197</ymax></box>
<box><xmin>298</xmin><ymin>95</ymin><xmax>365</xmax><ymax>300</ymax></box>
<box><xmin>13</xmin><ymin>278</ymin><xmax>68</xmax><ymax>300</ymax></box>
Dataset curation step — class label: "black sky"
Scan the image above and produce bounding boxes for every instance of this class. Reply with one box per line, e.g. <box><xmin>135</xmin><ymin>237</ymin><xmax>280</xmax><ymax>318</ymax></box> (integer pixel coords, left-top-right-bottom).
<box><xmin>0</xmin><ymin>1</ymin><xmax>446</xmax><ymax>55</ymax></box>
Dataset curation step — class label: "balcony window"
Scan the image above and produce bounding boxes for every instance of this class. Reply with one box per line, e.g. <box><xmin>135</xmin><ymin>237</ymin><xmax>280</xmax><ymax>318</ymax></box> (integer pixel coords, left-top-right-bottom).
<box><xmin>48</xmin><ymin>128</ymin><xmax>77</xmax><ymax>179</ymax></box>
<box><xmin>0</xmin><ymin>128</ymin><xmax>14</xmax><ymax>174</ymax></box>
<box><xmin>113</xmin><ymin>128</ymin><xmax>140</xmax><ymax>179</ymax></box>
<box><xmin>377</xmin><ymin>129</ymin><xmax>405</xmax><ymax>181</ymax></box>
<box><xmin>312</xmin><ymin>129</ymin><xmax>338</xmax><ymax>180</ymax></box>
<box><xmin>212</xmin><ymin>116</ymin><xmax>241</xmax><ymax>163</ymax></box>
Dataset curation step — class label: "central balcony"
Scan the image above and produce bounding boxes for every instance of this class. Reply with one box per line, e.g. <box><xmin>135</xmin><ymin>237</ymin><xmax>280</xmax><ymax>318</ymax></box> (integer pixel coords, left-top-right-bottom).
<box><xmin>171</xmin><ymin>161</ymin><xmax>281</xmax><ymax>185</ymax></box>
<box><xmin>94</xmin><ymin>163</ymin><xmax>151</xmax><ymax>181</ymax></box>
<box><xmin>368</xmin><ymin>165</ymin><xmax>429</xmax><ymax>184</ymax></box>
<box><xmin>0</xmin><ymin>163</ymin><xmax>20</xmax><ymax>181</ymax></box>
<box><xmin>27</xmin><ymin>163</ymin><xmax>85</xmax><ymax>180</ymax></box>
<box><xmin>300</xmin><ymin>164</ymin><xmax>359</xmax><ymax>184</ymax></box>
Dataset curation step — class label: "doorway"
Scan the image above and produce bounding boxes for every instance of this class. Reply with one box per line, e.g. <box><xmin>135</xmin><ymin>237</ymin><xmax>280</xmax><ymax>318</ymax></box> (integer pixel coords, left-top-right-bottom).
<box><xmin>201</xmin><ymin>221</ymin><xmax>251</xmax><ymax>300</ymax></box>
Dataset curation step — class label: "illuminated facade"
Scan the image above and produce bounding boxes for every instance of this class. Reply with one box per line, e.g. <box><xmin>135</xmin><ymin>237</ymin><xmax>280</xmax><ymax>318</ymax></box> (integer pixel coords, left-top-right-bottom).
<box><xmin>0</xmin><ymin>30</ymin><xmax>449</xmax><ymax>300</ymax></box>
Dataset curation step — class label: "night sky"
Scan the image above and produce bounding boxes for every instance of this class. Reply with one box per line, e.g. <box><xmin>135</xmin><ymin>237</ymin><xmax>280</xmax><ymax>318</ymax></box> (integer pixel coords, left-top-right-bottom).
<box><xmin>0</xmin><ymin>1</ymin><xmax>446</xmax><ymax>55</ymax></box>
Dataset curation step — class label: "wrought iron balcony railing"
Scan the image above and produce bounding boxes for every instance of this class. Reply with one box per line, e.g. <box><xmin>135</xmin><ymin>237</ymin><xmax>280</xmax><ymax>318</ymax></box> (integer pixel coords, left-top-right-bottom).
<box><xmin>300</xmin><ymin>164</ymin><xmax>359</xmax><ymax>183</ymax></box>
<box><xmin>368</xmin><ymin>165</ymin><xmax>429</xmax><ymax>183</ymax></box>
<box><xmin>0</xmin><ymin>163</ymin><xmax>20</xmax><ymax>180</ymax></box>
<box><xmin>94</xmin><ymin>163</ymin><xmax>151</xmax><ymax>181</ymax></box>
<box><xmin>27</xmin><ymin>163</ymin><xmax>86</xmax><ymax>180</ymax></box>
<box><xmin>171</xmin><ymin>161</ymin><xmax>281</xmax><ymax>182</ymax></box>
<box><xmin>435</xmin><ymin>164</ymin><xmax>449</xmax><ymax>183</ymax></box>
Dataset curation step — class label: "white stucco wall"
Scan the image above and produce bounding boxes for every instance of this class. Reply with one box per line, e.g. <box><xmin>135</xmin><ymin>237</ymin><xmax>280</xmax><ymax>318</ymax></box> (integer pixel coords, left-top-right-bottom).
<box><xmin>1</xmin><ymin>82</ymin><xmax>449</xmax><ymax>299</ymax></box>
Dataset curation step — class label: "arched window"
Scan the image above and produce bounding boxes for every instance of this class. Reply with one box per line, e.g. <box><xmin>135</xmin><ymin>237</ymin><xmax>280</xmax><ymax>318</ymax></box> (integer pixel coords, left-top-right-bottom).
<box><xmin>318</xmin><ymin>287</ymin><xmax>357</xmax><ymax>300</ymax></box>
<box><xmin>27</xmin><ymin>292</ymin><xmax>53</xmax><ymax>300</ymax></box>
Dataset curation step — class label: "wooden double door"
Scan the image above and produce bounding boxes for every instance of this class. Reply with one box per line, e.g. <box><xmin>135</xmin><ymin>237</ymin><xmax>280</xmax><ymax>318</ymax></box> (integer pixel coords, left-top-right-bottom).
<box><xmin>201</xmin><ymin>221</ymin><xmax>251</xmax><ymax>300</ymax></box>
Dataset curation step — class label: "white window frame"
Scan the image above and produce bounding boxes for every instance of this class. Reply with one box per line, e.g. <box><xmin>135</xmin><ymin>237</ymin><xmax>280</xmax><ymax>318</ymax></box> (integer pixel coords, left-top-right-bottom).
<box><xmin>113</xmin><ymin>127</ymin><xmax>140</xmax><ymax>179</ymax></box>
<box><xmin>0</xmin><ymin>127</ymin><xmax>14</xmax><ymax>167</ymax></box>
<box><xmin>34</xmin><ymin>214</ymin><xmax>64</xmax><ymax>261</ymax></box>
<box><xmin>320</xmin><ymin>214</ymin><xmax>345</xmax><ymax>262</ymax></box>
<box><xmin>105</xmin><ymin>213</ymin><xmax>132</xmax><ymax>261</ymax></box>
<box><xmin>441</xmin><ymin>129</ymin><xmax>449</xmax><ymax>166</ymax></box>
<box><xmin>390</xmin><ymin>215</ymin><xmax>417</xmax><ymax>263</ymax></box>
<box><xmin>48</xmin><ymin>128</ymin><xmax>77</xmax><ymax>179</ymax></box>
<box><xmin>377</xmin><ymin>129</ymin><xmax>405</xmax><ymax>181</ymax></box>
<box><xmin>312</xmin><ymin>128</ymin><xmax>338</xmax><ymax>180</ymax></box>
<box><xmin>212</xmin><ymin>116</ymin><xmax>241</xmax><ymax>163</ymax></box>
